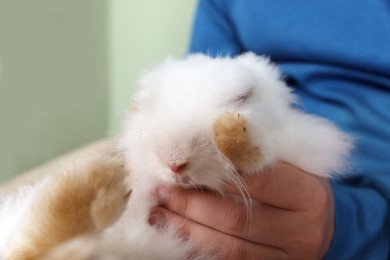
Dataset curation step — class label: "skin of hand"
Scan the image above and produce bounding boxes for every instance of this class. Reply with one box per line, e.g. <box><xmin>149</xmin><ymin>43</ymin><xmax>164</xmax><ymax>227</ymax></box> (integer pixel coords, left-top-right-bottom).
<box><xmin>149</xmin><ymin>162</ymin><xmax>335</xmax><ymax>260</ymax></box>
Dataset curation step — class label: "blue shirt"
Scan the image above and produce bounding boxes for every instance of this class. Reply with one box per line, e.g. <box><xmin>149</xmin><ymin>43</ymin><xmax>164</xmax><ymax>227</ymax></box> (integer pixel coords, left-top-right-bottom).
<box><xmin>189</xmin><ymin>1</ymin><xmax>390</xmax><ymax>259</ymax></box>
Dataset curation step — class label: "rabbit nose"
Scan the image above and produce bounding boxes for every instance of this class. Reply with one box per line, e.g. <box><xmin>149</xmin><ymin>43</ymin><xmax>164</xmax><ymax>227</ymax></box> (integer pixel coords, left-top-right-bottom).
<box><xmin>169</xmin><ymin>162</ymin><xmax>188</xmax><ymax>174</ymax></box>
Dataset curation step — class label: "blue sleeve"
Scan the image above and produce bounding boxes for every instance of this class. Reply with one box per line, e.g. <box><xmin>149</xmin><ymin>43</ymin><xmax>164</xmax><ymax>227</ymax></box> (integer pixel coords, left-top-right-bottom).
<box><xmin>327</xmin><ymin>178</ymin><xmax>390</xmax><ymax>259</ymax></box>
<box><xmin>189</xmin><ymin>0</ymin><xmax>390</xmax><ymax>258</ymax></box>
<box><xmin>189</xmin><ymin>0</ymin><xmax>241</xmax><ymax>56</ymax></box>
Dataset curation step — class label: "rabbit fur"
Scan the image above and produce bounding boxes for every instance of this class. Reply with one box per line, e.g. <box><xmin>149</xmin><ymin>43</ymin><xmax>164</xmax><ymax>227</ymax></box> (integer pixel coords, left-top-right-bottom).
<box><xmin>0</xmin><ymin>53</ymin><xmax>353</xmax><ymax>259</ymax></box>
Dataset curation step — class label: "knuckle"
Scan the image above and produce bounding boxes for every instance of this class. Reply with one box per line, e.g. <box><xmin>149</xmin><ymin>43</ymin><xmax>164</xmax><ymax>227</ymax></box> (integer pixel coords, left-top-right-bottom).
<box><xmin>310</xmin><ymin>179</ymin><xmax>332</xmax><ymax>210</ymax></box>
<box><xmin>292</xmin><ymin>229</ymin><xmax>323</xmax><ymax>257</ymax></box>
<box><xmin>309</xmin><ymin>185</ymin><xmax>332</xmax><ymax>223</ymax></box>
<box><xmin>253</xmin><ymin>170</ymin><xmax>272</xmax><ymax>190</ymax></box>
<box><xmin>313</xmin><ymin>185</ymin><xmax>329</xmax><ymax>209</ymax></box>
<box><xmin>166</xmin><ymin>187</ymin><xmax>190</xmax><ymax>216</ymax></box>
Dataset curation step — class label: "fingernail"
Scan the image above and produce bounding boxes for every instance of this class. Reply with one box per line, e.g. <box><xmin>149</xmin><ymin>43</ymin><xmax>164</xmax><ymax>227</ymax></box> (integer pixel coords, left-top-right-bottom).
<box><xmin>155</xmin><ymin>185</ymin><xmax>170</xmax><ymax>204</ymax></box>
<box><xmin>149</xmin><ymin>209</ymin><xmax>167</xmax><ymax>229</ymax></box>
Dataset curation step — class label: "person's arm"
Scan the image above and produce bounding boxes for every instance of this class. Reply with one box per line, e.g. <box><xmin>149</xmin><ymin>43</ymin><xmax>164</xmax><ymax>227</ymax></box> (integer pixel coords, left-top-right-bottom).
<box><xmin>326</xmin><ymin>178</ymin><xmax>390</xmax><ymax>259</ymax></box>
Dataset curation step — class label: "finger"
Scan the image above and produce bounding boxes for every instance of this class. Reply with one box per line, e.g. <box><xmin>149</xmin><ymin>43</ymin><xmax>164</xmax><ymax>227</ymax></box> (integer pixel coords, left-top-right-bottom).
<box><xmin>225</xmin><ymin>161</ymin><xmax>328</xmax><ymax>210</ymax></box>
<box><xmin>154</xmin><ymin>185</ymin><xmax>301</xmax><ymax>246</ymax></box>
<box><xmin>149</xmin><ymin>207</ymin><xmax>289</xmax><ymax>260</ymax></box>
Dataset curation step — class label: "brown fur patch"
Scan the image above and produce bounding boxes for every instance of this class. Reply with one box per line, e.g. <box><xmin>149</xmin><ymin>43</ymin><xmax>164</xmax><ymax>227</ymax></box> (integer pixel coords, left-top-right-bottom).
<box><xmin>213</xmin><ymin>112</ymin><xmax>262</xmax><ymax>173</ymax></box>
<box><xmin>7</xmin><ymin>153</ymin><xmax>129</xmax><ymax>260</ymax></box>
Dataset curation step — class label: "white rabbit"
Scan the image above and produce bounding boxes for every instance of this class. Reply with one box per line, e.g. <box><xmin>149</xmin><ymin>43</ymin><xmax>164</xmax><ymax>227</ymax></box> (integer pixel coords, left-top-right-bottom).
<box><xmin>0</xmin><ymin>53</ymin><xmax>353</xmax><ymax>259</ymax></box>
<box><xmin>100</xmin><ymin>52</ymin><xmax>353</xmax><ymax>259</ymax></box>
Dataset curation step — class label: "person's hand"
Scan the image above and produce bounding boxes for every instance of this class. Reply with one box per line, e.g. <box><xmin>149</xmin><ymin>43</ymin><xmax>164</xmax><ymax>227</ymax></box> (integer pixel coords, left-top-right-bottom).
<box><xmin>149</xmin><ymin>161</ymin><xmax>335</xmax><ymax>259</ymax></box>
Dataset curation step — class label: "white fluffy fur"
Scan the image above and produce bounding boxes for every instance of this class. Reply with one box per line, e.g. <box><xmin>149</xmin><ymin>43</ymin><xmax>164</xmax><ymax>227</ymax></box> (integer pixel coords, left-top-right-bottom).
<box><xmin>122</xmin><ymin>52</ymin><xmax>352</xmax><ymax>180</ymax></box>
<box><xmin>0</xmin><ymin>174</ymin><xmax>59</xmax><ymax>259</ymax></box>
<box><xmin>0</xmin><ymin>53</ymin><xmax>353</xmax><ymax>259</ymax></box>
<box><xmin>102</xmin><ymin>53</ymin><xmax>352</xmax><ymax>258</ymax></box>
<box><xmin>0</xmin><ymin>185</ymin><xmax>40</xmax><ymax>254</ymax></box>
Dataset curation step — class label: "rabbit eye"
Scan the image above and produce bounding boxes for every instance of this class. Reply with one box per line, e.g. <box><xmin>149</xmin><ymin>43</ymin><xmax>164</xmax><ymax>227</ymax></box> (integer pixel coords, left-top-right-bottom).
<box><xmin>228</xmin><ymin>86</ymin><xmax>254</xmax><ymax>105</ymax></box>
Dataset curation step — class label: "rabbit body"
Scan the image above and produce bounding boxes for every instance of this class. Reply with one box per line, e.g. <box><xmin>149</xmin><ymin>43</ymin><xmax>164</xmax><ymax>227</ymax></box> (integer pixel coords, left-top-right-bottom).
<box><xmin>0</xmin><ymin>53</ymin><xmax>352</xmax><ymax>259</ymax></box>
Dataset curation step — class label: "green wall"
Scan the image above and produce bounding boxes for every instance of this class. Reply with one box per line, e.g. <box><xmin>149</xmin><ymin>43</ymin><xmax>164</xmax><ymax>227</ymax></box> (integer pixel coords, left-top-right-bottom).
<box><xmin>0</xmin><ymin>0</ymin><xmax>197</xmax><ymax>183</ymax></box>
<box><xmin>109</xmin><ymin>0</ymin><xmax>197</xmax><ymax>134</ymax></box>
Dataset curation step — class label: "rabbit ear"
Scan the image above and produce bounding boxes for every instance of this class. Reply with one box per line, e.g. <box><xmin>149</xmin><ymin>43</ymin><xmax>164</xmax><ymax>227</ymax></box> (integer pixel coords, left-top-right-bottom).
<box><xmin>213</xmin><ymin>112</ymin><xmax>263</xmax><ymax>174</ymax></box>
<box><xmin>235</xmin><ymin>52</ymin><xmax>297</xmax><ymax>105</ymax></box>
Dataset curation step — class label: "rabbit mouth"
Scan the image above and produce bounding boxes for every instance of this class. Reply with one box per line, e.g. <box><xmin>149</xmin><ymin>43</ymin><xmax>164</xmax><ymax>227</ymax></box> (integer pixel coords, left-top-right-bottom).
<box><xmin>173</xmin><ymin>174</ymin><xmax>191</xmax><ymax>186</ymax></box>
